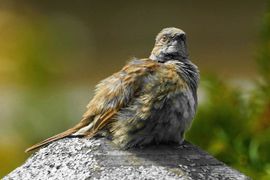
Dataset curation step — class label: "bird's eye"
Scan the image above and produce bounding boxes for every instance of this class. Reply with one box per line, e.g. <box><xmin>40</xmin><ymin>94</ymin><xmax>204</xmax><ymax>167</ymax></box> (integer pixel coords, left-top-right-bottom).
<box><xmin>161</xmin><ymin>35</ymin><xmax>168</xmax><ymax>42</ymax></box>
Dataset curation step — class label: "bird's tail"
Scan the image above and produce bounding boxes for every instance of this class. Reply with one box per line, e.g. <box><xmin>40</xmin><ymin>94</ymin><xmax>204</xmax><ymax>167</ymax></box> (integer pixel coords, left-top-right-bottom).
<box><xmin>25</xmin><ymin>121</ymin><xmax>94</xmax><ymax>153</ymax></box>
<box><xmin>24</xmin><ymin>128</ymin><xmax>77</xmax><ymax>152</ymax></box>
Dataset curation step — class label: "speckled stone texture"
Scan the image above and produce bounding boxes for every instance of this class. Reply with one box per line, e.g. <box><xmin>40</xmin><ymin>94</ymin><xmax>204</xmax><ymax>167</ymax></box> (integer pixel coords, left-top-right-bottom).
<box><xmin>4</xmin><ymin>138</ymin><xmax>250</xmax><ymax>180</ymax></box>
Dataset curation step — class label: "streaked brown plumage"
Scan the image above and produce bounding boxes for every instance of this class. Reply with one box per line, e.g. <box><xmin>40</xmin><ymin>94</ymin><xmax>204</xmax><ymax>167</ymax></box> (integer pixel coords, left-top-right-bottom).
<box><xmin>25</xmin><ymin>27</ymin><xmax>199</xmax><ymax>152</ymax></box>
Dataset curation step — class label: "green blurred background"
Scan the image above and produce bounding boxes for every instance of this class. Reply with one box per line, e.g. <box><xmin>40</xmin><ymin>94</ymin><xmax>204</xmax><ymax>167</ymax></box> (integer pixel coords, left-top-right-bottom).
<box><xmin>0</xmin><ymin>0</ymin><xmax>269</xmax><ymax>179</ymax></box>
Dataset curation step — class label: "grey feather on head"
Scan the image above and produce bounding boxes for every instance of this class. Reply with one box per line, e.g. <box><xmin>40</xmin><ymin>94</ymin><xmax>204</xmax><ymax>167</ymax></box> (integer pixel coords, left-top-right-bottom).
<box><xmin>150</xmin><ymin>27</ymin><xmax>188</xmax><ymax>62</ymax></box>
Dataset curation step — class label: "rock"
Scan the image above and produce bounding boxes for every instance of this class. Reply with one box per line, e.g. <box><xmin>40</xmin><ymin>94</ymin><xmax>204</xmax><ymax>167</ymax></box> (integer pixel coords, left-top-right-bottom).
<box><xmin>4</xmin><ymin>138</ymin><xmax>250</xmax><ymax>180</ymax></box>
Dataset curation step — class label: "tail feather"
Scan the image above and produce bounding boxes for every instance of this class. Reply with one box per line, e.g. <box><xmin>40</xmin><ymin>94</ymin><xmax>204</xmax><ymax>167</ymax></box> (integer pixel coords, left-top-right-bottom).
<box><xmin>25</xmin><ymin>128</ymin><xmax>78</xmax><ymax>153</ymax></box>
<box><xmin>25</xmin><ymin>112</ymin><xmax>110</xmax><ymax>152</ymax></box>
<box><xmin>25</xmin><ymin>120</ymin><xmax>93</xmax><ymax>153</ymax></box>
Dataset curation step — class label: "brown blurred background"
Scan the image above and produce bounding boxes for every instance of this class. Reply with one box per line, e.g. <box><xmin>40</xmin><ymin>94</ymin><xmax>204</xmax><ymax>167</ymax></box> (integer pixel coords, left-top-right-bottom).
<box><xmin>0</xmin><ymin>0</ymin><xmax>268</xmax><ymax>178</ymax></box>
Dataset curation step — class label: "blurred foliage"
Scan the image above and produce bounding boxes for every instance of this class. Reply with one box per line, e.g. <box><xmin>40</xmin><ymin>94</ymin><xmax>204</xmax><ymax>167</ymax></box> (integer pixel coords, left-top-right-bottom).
<box><xmin>187</xmin><ymin>4</ymin><xmax>270</xmax><ymax>179</ymax></box>
<box><xmin>187</xmin><ymin>76</ymin><xmax>270</xmax><ymax>179</ymax></box>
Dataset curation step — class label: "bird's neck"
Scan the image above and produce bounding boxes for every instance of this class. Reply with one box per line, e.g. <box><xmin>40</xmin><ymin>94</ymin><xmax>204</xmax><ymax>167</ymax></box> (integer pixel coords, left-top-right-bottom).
<box><xmin>149</xmin><ymin>46</ymin><xmax>186</xmax><ymax>62</ymax></box>
<box><xmin>149</xmin><ymin>53</ymin><xmax>187</xmax><ymax>63</ymax></box>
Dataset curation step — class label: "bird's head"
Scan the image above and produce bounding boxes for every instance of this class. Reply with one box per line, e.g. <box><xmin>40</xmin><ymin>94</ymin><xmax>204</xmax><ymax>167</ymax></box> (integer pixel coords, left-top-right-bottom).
<box><xmin>150</xmin><ymin>27</ymin><xmax>188</xmax><ymax>62</ymax></box>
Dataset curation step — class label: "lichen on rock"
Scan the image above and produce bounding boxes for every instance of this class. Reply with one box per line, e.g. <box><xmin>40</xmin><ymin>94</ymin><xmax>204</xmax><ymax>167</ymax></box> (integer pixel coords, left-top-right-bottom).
<box><xmin>4</xmin><ymin>138</ymin><xmax>250</xmax><ymax>180</ymax></box>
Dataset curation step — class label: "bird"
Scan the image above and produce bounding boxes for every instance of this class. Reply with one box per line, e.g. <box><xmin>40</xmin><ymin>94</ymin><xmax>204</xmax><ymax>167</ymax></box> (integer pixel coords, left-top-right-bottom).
<box><xmin>25</xmin><ymin>27</ymin><xmax>199</xmax><ymax>152</ymax></box>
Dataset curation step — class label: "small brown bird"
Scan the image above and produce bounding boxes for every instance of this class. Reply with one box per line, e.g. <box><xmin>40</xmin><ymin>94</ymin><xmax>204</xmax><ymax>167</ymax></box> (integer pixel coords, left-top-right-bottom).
<box><xmin>25</xmin><ymin>27</ymin><xmax>199</xmax><ymax>152</ymax></box>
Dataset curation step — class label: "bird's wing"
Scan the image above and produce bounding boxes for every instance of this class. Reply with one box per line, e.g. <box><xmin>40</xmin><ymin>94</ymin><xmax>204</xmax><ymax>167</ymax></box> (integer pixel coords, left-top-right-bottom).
<box><xmin>109</xmin><ymin>60</ymin><xmax>190</xmax><ymax>148</ymax></box>
<box><xmin>78</xmin><ymin>58</ymin><xmax>159</xmax><ymax>135</ymax></box>
<box><xmin>25</xmin><ymin>58</ymin><xmax>158</xmax><ymax>152</ymax></box>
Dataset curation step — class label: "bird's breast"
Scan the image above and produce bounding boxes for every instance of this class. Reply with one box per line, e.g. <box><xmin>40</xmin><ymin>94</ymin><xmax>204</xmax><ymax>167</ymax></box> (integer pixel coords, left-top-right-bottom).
<box><xmin>109</xmin><ymin>60</ymin><xmax>198</xmax><ymax>147</ymax></box>
<box><xmin>148</xmin><ymin>87</ymin><xmax>196</xmax><ymax>142</ymax></box>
